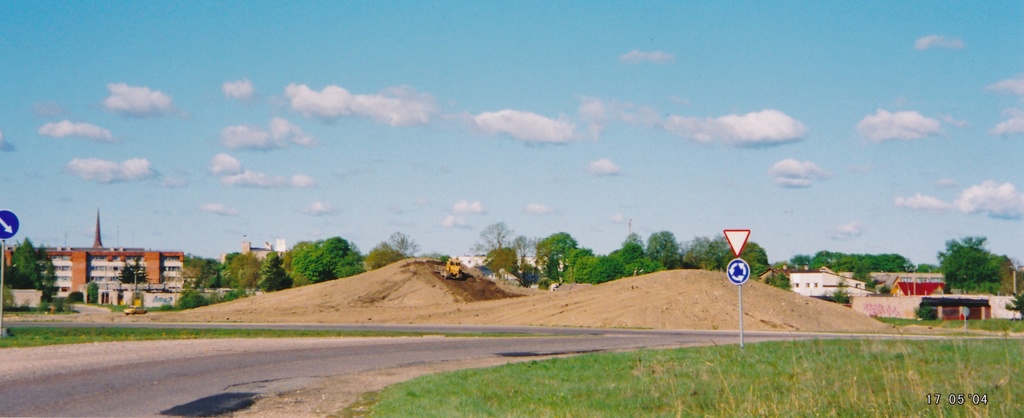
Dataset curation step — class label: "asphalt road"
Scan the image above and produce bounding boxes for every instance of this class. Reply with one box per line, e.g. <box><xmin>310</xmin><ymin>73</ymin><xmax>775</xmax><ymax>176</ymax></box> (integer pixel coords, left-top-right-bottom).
<box><xmin>0</xmin><ymin>323</ymin><xmax>903</xmax><ymax>417</ymax></box>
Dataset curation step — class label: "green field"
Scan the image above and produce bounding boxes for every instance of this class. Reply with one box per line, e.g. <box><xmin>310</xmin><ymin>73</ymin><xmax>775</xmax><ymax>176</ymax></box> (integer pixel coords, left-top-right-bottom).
<box><xmin>0</xmin><ymin>327</ymin><xmax>494</xmax><ymax>349</ymax></box>
<box><xmin>364</xmin><ymin>338</ymin><xmax>1023</xmax><ymax>417</ymax></box>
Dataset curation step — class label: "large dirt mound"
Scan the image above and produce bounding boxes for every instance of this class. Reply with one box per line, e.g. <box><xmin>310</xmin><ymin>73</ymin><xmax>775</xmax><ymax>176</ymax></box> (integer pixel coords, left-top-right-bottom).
<box><xmin>167</xmin><ymin>258</ymin><xmax>523</xmax><ymax>321</ymax></box>
<box><xmin>163</xmin><ymin>263</ymin><xmax>891</xmax><ymax>333</ymax></box>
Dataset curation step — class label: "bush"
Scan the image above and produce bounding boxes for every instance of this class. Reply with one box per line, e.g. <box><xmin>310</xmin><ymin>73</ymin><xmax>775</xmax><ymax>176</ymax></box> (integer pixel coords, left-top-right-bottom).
<box><xmin>831</xmin><ymin>288</ymin><xmax>851</xmax><ymax>305</ymax></box>
<box><xmin>176</xmin><ymin>290</ymin><xmax>210</xmax><ymax>310</ymax></box>
<box><xmin>916</xmin><ymin>304</ymin><xmax>938</xmax><ymax>320</ymax></box>
<box><xmin>537</xmin><ymin>278</ymin><xmax>554</xmax><ymax>290</ymax></box>
<box><xmin>68</xmin><ymin>292</ymin><xmax>84</xmax><ymax>303</ymax></box>
<box><xmin>87</xmin><ymin>283</ymin><xmax>99</xmax><ymax>303</ymax></box>
<box><xmin>49</xmin><ymin>297</ymin><xmax>72</xmax><ymax>313</ymax></box>
<box><xmin>222</xmin><ymin>288</ymin><xmax>248</xmax><ymax>302</ymax></box>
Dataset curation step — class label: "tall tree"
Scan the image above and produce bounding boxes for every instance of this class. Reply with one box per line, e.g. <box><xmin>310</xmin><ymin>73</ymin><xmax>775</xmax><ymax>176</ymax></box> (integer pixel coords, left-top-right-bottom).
<box><xmin>938</xmin><ymin>236</ymin><xmax>1002</xmax><ymax>294</ymax></box>
<box><xmin>290</xmin><ymin>237</ymin><xmax>364</xmax><ymax>283</ymax></box>
<box><xmin>6</xmin><ymin>239</ymin><xmax>57</xmax><ymax>300</ymax></box>
<box><xmin>535</xmin><ymin>232</ymin><xmax>578</xmax><ymax>282</ymax></box>
<box><xmin>485</xmin><ymin>247</ymin><xmax>520</xmax><ymax>280</ymax></box>
<box><xmin>473</xmin><ymin>222</ymin><xmax>515</xmax><ymax>254</ymax></box>
<box><xmin>120</xmin><ymin>259</ymin><xmax>148</xmax><ymax>288</ymax></box>
<box><xmin>681</xmin><ymin>236</ymin><xmax>730</xmax><ymax>271</ymax></box>
<box><xmin>740</xmin><ymin>242</ymin><xmax>770</xmax><ymax>279</ymax></box>
<box><xmin>182</xmin><ymin>255</ymin><xmax>221</xmax><ymax>289</ymax></box>
<box><xmin>258</xmin><ymin>252</ymin><xmax>292</xmax><ymax>292</ymax></box>
<box><xmin>387</xmin><ymin>232</ymin><xmax>420</xmax><ymax>258</ymax></box>
<box><xmin>511</xmin><ymin>235</ymin><xmax>539</xmax><ymax>285</ymax></box>
<box><xmin>364</xmin><ymin>242</ymin><xmax>404</xmax><ymax>270</ymax></box>
<box><xmin>646</xmin><ymin>231</ymin><xmax>682</xmax><ymax>269</ymax></box>
<box><xmin>222</xmin><ymin>252</ymin><xmax>261</xmax><ymax>289</ymax></box>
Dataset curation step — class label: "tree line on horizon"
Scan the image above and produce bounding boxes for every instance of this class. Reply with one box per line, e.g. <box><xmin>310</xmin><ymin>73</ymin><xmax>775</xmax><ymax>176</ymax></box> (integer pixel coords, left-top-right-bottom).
<box><xmin>2</xmin><ymin>229</ymin><xmax>1019</xmax><ymax>310</ymax></box>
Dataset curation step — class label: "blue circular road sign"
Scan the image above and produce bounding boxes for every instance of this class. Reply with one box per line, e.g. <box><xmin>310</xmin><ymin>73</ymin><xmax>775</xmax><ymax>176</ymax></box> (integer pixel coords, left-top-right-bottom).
<box><xmin>727</xmin><ymin>258</ymin><xmax>750</xmax><ymax>285</ymax></box>
<box><xmin>0</xmin><ymin>210</ymin><xmax>19</xmax><ymax>239</ymax></box>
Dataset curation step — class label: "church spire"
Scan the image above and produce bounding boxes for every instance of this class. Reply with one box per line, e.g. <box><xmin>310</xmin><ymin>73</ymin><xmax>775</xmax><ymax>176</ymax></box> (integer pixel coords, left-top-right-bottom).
<box><xmin>93</xmin><ymin>209</ymin><xmax>103</xmax><ymax>248</ymax></box>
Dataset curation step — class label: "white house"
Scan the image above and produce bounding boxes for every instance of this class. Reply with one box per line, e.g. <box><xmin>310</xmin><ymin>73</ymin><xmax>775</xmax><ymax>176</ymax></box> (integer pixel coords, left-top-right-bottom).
<box><xmin>789</xmin><ymin>267</ymin><xmax>874</xmax><ymax>297</ymax></box>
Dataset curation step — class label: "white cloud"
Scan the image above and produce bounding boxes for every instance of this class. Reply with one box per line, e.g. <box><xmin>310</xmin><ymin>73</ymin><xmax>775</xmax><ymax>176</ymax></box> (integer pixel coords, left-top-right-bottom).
<box><xmin>0</xmin><ymin>128</ymin><xmax>10</xmax><ymax>151</ymax></box>
<box><xmin>209</xmin><ymin>153</ymin><xmax>242</xmax><ymax>175</ymax></box>
<box><xmin>38</xmin><ymin>120</ymin><xmax>114</xmax><ymax>142</ymax></box>
<box><xmin>441</xmin><ymin>215</ymin><xmax>469</xmax><ymax>229</ymax></box>
<box><xmin>768</xmin><ymin>159</ymin><xmax>828</xmax><ymax>188</ymax></box>
<box><xmin>894</xmin><ymin>193</ymin><xmax>953</xmax><ymax>212</ymax></box>
<box><xmin>269</xmin><ymin>117</ymin><xmax>314</xmax><ymax>146</ymax></box>
<box><xmin>219</xmin><ymin>171</ymin><xmax>283</xmax><ymax>188</ymax></box>
<box><xmin>215</xmin><ymin>167</ymin><xmax>314</xmax><ymax>189</ymax></box>
<box><xmin>200</xmin><ymin>203</ymin><xmax>238</xmax><ymax>216</ymax></box>
<box><xmin>913</xmin><ymin>35</ymin><xmax>965</xmax><ymax>50</ymax></box>
<box><xmin>935</xmin><ymin>178</ymin><xmax>958</xmax><ymax>189</ymax></box>
<box><xmin>991</xmin><ymin>108</ymin><xmax>1024</xmax><ymax>136</ymax></box>
<box><xmin>609</xmin><ymin>214</ymin><xmax>626</xmax><ymax>224</ymax></box>
<box><xmin>472</xmin><ymin>109</ymin><xmax>576</xmax><ymax>143</ymax></box>
<box><xmin>954</xmin><ymin>181</ymin><xmax>1024</xmax><ymax>219</ymax></box>
<box><xmin>210</xmin><ymin>152</ymin><xmax>313</xmax><ymax>188</ymax></box>
<box><xmin>985</xmin><ymin>75</ymin><xmax>1024</xmax><ymax>96</ymax></box>
<box><xmin>285</xmin><ymin>83</ymin><xmax>436</xmax><ymax>126</ymax></box>
<box><xmin>830</xmin><ymin>222</ymin><xmax>863</xmax><ymax>241</ymax></box>
<box><xmin>221</xmin><ymin>125</ymin><xmax>276</xmax><ymax>150</ymax></box>
<box><xmin>899</xmin><ymin>181</ymin><xmax>1024</xmax><ymax>220</ymax></box>
<box><xmin>102</xmin><ymin>83</ymin><xmax>175</xmax><ymax>117</ymax></box>
<box><xmin>452</xmin><ymin>200</ymin><xmax>485</xmax><ymax>215</ymax></box>
<box><xmin>578</xmin><ymin>97</ymin><xmax>660</xmax><ymax>139</ymax></box>
<box><xmin>301</xmin><ymin>201</ymin><xmax>336</xmax><ymax>216</ymax></box>
<box><xmin>65</xmin><ymin>158</ymin><xmax>154</xmax><ymax>183</ymax></box>
<box><xmin>222</xmin><ymin>78</ymin><xmax>254</xmax><ymax>101</ymax></box>
<box><xmin>857</xmin><ymin>109</ymin><xmax>942</xmax><ymax>142</ymax></box>
<box><xmin>290</xmin><ymin>174</ymin><xmax>316</xmax><ymax>188</ymax></box>
<box><xmin>619</xmin><ymin>50</ymin><xmax>674</xmax><ymax>63</ymax></box>
<box><xmin>221</xmin><ymin>119</ymin><xmax>315</xmax><ymax>150</ymax></box>
<box><xmin>662</xmin><ymin>109</ymin><xmax>806</xmax><ymax>147</ymax></box>
<box><xmin>586</xmin><ymin>158</ymin><xmax>621</xmax><ymax>176</ymax></box>
<box><xmin>525</xmin><ymin>203</ymin><xmax>556</xmax><ymax>215</ymax></box>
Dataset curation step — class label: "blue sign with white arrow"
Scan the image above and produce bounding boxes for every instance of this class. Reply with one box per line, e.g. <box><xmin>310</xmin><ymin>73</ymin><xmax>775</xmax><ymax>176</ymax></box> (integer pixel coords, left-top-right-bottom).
<box><xmin>727</xmin><ymin>258</ymin><xmax>750</xmax><ymax>285</ymax></box>
<box><xmin>0</xmin><ymin>210</ymin><xmax>20</xmax><ymax>239</ymax></box>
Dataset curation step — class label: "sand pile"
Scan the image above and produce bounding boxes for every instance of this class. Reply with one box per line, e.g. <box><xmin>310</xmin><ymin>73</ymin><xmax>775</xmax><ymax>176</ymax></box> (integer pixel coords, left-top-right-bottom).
<box><xmin>162</xmin><ymin>260</ymin><xmax>891</xmax><ymax>333</ymax></box>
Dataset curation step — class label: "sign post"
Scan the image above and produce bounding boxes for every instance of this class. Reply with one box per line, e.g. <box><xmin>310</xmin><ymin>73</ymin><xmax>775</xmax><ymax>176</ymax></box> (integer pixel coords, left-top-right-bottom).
<box><xmin>724</xmin><ymin>229</ymin><xmax>751</xmax><ymax>349</ymax></box>
<box><xmin>0</xmin><ymin>209</ymin><xmax>21</xmax><ymax>338</ymax></box>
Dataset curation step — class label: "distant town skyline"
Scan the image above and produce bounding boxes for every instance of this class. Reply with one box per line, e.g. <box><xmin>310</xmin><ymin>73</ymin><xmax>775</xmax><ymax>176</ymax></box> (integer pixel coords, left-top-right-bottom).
<box><xmin>2</xmin><ymin>2</ymin><xmax>1022</xmax><ymax>264</ymax></box>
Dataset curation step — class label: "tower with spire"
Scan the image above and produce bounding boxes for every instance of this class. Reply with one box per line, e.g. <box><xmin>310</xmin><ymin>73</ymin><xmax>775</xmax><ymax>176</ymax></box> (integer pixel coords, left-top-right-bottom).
<box><xmin>92</xmin><ymin>209</ymin><xmax>103</xmax><ymax>248</ymax></box>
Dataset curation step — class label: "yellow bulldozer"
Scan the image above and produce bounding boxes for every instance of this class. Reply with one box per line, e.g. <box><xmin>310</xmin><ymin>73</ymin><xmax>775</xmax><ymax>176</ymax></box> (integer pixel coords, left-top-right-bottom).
<box><xmin>440</xmin><ymin>258</ymin><xmax>464</xmax><ymax>280</ymax></box>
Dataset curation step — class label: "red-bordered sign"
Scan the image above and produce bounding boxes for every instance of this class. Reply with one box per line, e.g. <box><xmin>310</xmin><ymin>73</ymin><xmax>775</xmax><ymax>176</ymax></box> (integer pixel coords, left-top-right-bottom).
<box><xmin>723</xmin><ymin>229</ymin><xmax>750</xmax><ymax>258</ymax></box>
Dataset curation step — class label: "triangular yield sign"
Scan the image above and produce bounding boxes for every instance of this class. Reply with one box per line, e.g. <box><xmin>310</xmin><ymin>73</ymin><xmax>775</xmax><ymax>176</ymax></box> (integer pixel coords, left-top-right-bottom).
<box><xmin>723</xmin><ymin>229</ymin><xmax>750</xmax><ymax>258</ymax></box>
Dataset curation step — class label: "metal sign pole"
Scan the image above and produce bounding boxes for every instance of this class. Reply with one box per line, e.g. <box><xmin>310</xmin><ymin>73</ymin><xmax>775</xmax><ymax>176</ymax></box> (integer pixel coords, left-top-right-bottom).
<box><xmin>738</xmin><ymin>284</ymin><xmax>744</xmax><ymax>349</ymax></box>
<box><xmin>1</xmin><ymin>239</ymin><xmax>6</xmax><ymax>338</ymax></box>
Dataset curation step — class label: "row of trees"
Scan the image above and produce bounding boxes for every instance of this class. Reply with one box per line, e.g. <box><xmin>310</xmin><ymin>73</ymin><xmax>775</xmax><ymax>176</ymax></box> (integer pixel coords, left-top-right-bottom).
<box><xmin>467</xmin><ymin>223</ymin><xmax>771</xmax><ymax>288</ymax></box>
<box><xmin>2</xmin><ymin>228</ymin><xmax>1019</xmax><ymax>306</ymax></box>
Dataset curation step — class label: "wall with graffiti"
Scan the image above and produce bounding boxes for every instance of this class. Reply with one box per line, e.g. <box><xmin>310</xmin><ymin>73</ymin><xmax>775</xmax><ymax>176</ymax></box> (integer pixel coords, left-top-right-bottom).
<box><xmin>851</xmin><ymin>296</ymin><xmax>922</xmax><ymax>319</ymax></box>
<box><xmin>144</xmin><ymin>292</ymin><xmax>178</xmax><ymax>307</ymax></box>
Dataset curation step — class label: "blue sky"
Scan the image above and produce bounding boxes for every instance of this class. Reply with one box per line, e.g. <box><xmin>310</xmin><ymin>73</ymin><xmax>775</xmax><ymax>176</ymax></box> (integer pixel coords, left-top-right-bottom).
<box><xmin>1</xmin><ymin>1</ymin><xmax>1022</xmax><ymax>265</ymax></box>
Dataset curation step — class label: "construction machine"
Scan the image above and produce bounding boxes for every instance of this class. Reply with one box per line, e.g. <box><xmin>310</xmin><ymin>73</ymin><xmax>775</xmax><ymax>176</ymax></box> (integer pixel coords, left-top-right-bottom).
<box><xmin>441</xmin><ymin>258</ymin><xmax>464</xmax><ymax>280</ymax></box>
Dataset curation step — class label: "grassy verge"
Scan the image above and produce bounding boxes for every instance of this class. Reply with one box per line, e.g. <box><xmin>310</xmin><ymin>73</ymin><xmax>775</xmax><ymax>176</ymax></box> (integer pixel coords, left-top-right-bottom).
<box><xmin>879</xmin><ymin>317</ymin><xmax>1024</xmax><ymax>334</ymax></box>
<box><xmin>0</xmin><ymin>327</ymin><xmax>500</xmax><ymax>349</ymax></box>
<box><xmin>368</xmin><ymin>339</ymin><xmax>1022</xmax><ymax>417</ymax></box>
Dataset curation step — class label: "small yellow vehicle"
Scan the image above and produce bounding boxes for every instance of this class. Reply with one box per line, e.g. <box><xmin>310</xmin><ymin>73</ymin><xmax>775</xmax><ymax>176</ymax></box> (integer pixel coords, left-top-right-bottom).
<box><xmin>124</xmin><ymin>306</ymin><xmax>147</xmax><ymax>315</ymax></box>
<box><xmin>441</xmin><ymin>258</ymin><xmax>464</xmax><ymax>280</ymax></box>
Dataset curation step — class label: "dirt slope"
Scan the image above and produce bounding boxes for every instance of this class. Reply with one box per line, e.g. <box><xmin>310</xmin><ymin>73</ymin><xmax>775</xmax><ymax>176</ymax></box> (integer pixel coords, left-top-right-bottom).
<box><xmin>162</xmin><ymin>260</ymin><xmax>891</xmax><ymax>333</ymax></box>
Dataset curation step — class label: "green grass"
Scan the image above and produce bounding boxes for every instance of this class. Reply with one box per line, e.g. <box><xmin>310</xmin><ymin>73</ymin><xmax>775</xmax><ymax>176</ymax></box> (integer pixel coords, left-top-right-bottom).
<box><xmin>368</xmin><ymin>339</ymin><xmax>1023</xmax><ymax>417</ymax></box>
<box><xmin>0</xmin><ymin>327</ymin><xmax>498</xmax><ymax>349</ymax></box>
<box><xmin>879</xmin><ymin>318</ymin><xmax>1024</xmax><ymax>334</ymax></box>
